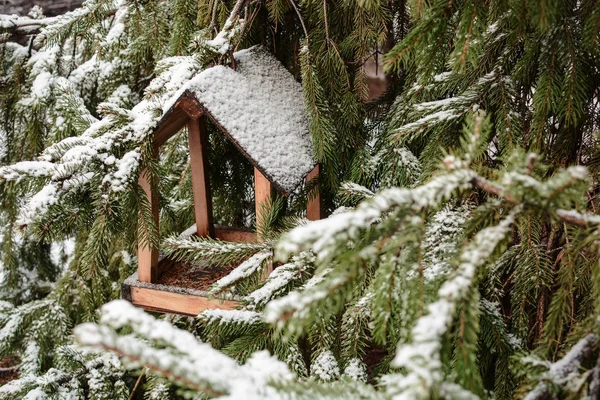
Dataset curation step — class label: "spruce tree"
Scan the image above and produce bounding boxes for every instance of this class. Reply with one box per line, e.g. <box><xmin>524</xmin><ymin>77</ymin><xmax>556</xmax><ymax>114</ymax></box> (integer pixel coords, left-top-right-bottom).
<box><xmin>0</xmin><ymin>0</ymin><xmax>599</xmax><ymax>399</ymax></box>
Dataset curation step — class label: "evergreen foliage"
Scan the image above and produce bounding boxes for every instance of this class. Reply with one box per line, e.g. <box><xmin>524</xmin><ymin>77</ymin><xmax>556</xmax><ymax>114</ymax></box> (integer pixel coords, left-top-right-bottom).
<box><xmin>0</xmin><ymin>0</ymin><xmax>599</xmax><ymax>399</ymax></box>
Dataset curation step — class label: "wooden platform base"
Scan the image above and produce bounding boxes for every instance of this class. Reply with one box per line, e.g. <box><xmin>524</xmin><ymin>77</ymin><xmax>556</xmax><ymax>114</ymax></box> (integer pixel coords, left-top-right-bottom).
<box><xmin>122</xmin><ymin>272</ymin><xmax>240</xmax><ymax>316</ymax></box>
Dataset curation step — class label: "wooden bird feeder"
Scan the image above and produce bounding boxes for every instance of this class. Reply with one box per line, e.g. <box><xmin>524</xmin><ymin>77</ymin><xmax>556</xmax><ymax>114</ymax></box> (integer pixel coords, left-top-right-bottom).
<box><xmin>122</xmin><ymin>47</ymin><xmax>323</xmax><ymax>316</ymax></box>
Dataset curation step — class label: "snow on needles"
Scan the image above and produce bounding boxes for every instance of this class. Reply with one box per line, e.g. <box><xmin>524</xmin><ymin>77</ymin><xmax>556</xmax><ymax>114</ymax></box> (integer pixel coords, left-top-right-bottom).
<box><xmin>523</xmin><ymin>334</ymin><xmax>597</xmax><ymax>400</ymax></box>
<box><xmin>383</xmin><ymin>205</ymin><xmax>521</xmax><ymax>400</ymax></box>
<box><xmin>0</xmin><ymin>55</ymin><xmax>203</xmax><ymax>226</ymax></box>
<box><xmin>311</xmin><ymin>350</ymin><xmax>340</xmax><ymax>381</ymax></box>
<box><xmin>75</xmin><ymin>300</ymin><xmax>295</xmax><ymax>399</ymax></box>
<box><xmin>2</xmin><ymin>46</ymin><xmax>311</xmax><ymax>226</ymax></box>
<box><xmin>210</xmin><ymin>250</ymin><xmax>272</xmax><ymax>293</ymax></box>
<box><xmin>275</xmin><ymin>169</ymin><xmax>476</xmax><ymax>264</ymax></box>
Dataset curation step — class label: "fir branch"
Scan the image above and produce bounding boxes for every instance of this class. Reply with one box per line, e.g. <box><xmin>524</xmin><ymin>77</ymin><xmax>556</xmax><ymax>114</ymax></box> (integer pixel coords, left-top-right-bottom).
<box><xmin>523</xmin><ymin>334</ymin><xmax>598</xmax><ymax>400</ymax></box>
<box><xmin>75</xmin><ymin>300</ymin><xmax>296</xmax><ymax>398</ymax></box>
<box><xmin>384</xmin><ymin>206</ymin><xmax>521</xmax><ymax>399</ymax></box>
<box><xmin>162</xmin><ymin>235</ymin><xmax>269</xmax><ymax>268</ymax></box>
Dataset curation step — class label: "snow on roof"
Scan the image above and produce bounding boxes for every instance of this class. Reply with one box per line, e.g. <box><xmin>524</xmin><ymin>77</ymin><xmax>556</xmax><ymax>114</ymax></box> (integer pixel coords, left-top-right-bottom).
<box><xmin>161</xmin><ymin>46</ymin><xmax>315</xmax><ymax>194</ymax></box>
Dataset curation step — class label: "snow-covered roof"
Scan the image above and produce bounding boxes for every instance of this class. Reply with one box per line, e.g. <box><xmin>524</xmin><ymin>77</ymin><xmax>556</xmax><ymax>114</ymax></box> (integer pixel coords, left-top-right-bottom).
<box><xmin>159</xmin><ymin>46</ymin><xmax>315</xmax><ymax>194</ymax></box>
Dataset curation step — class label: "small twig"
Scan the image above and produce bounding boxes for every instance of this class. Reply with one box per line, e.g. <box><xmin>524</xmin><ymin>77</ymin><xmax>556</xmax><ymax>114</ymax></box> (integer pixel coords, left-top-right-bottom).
<box><xmin>27</xmin><ymin>34</ymin><xmax>34</xmax><ymax>57</ymax></box>
<box><xmin>470</xmin><ymin>176</ymin><xmax>519</xmax><ymax>203</ymax></box>
<box><xmin>288</xmin><ymin>0</ymin><xmax>309</xmax><ymax>44</ymax></box>
<box><xmin>129</xmin><ymin>367</ymin><xmax>146</xmax><ymax>399</ymax></box>
<box><xmin>179</xmin><ymin>159</ymin><xmax>191</xmax><ymax>184</ymax></box>
<box><xmin>323</xmin><ymin>0</ymin><xmax>330</xmax><ymax>45</ymax></box>
<box><xmin>525</xmin><ymin>334</ymin><xmax>597</xmax><ymax>400</ymax></box>
<box><xmin>209</xmin><ymin>0</ymin><xmax>219</xmax><ymax>35</ymax></box>
<box><xmin>526</xmin><ymin>154</ymin><xmax>536</xmax><ymax>175</ymax></box>
<box><xmin>470</xmin><ymin>176</ymin><xmax>599</xmax><ymax>228</ymax></box>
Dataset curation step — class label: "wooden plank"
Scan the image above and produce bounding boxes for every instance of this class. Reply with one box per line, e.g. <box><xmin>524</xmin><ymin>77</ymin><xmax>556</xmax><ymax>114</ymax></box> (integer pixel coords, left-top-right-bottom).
<box><xmin>214</xmin><ymin>226</ymin><xmax>258</xmax><ymax>243</ymax></box>
<box><xmin>137</xmin><ymin>168</ymin><xmax>159</xmax><ymax>283</ymax></box>
<box><xmin>254</xmin><ymin>168</ymin><xmax>274</xmax><ymax>241</ymax></box>
<box><xmin>188</xmin><ymin>115</ymin><xmax>214</xmax><ymax>237</ymax></box>
<box><xmin>153</xmin><ymin>107</ymin><xmax>189</xmax><ymax>147</ymax></box>
<box><xmin>306</xmin><ymin>164</ymin><xmax>323</xmax><ymax>221</ymax></box>
<box><xmin>130</xmin><ymin>286</ymin><xmax>239</xmax><ymax>316</ymax></box>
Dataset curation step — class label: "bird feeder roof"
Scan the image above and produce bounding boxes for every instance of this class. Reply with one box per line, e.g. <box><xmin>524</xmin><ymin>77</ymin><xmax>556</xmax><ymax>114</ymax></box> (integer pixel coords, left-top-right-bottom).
<box><xmin>158</xmin><ymin>46</ymin><xmax>315</xmax><ymax>194</ymax></box>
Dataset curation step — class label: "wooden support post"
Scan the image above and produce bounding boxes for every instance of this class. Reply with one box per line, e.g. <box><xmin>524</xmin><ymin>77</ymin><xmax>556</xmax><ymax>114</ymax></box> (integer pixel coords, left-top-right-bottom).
<box><xmin>306</xmin><ymin>164</ymin><xmax>323</xmax><ymax>221</ymax></box>
<box><xmin>188</xmin><ymin>115</ymin><xmax>214</xmax><ymax>237</ymax></box>
<box><xmin>254</xmin><ymin>168</ymin><xmax>275</xmax><ymax>278</ymax></box>
<box><xmin>138</xmin><ymin>168</ymin><xmax>159</xmax><ymax>283</ymax></box>
<box><xmin>254</xmin><ymin>167</ymin><xmax>274</xmax><ymax>239</ymax></box>
<box><xmin>255</xmin><ymin>169</ymin><xmax>274</xmax><ymax>275</ymax></box>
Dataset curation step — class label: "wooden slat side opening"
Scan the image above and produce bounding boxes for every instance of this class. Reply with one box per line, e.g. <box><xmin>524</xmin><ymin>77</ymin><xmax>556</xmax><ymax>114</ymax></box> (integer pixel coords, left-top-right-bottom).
<box><xmin>137</xmin><ymin>168</ymin><xmax>159</xmax><ymax>283</ymax></box>
<box><xmin>188</xmin><ymin>115</ymin><xmax>214</xmax><ymax>237</ymax></box>
<box><xmin>130</xmin><ymin>287</ymin><xmax>239</xmax><ymax>316</ymax></box>
<box><xmin>306</xmin><ymin>164</ymin><xmax>323</xmax><ymax>221</ymax></box>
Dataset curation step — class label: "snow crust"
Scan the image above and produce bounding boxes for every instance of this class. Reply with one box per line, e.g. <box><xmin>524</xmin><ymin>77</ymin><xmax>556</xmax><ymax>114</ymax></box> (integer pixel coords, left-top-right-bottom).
<box><xmin>165</xmin><ymin>46</ymin><xmax>314</xmax><ymax>193</ymax></box>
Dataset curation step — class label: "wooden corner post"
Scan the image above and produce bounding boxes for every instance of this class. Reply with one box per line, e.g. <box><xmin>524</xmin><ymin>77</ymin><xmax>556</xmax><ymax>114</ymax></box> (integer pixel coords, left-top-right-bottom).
<box><xmin>138</xmin><ymin>167</ymin><xmax>159</xmax><ymax>283</ymax></box>
<box><xmin>306</xmin><ymin>164</ymin><xmax>323</xmax><ymax>221</ymax></box>
<box><xmin>188</xmin><ymin>115</ymin><xmax>214</xmax><ymax>237</ymax></box>
<box><xmin>254</xmin><ymin>168</ymin><xmax>274</xmax><ymax>241</ymax></box>
<box><xmin>255</xmin><ymin>168</ymin><xmax>274</xmax><ymax>278</ymax></box>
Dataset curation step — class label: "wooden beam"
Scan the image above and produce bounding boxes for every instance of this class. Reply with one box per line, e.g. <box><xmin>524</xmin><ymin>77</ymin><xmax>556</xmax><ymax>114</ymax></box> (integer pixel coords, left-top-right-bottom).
<box><xmin>306</xmin><ymin>164</ymin><xmax>323</xmax><ymax>221</ymax></box>
<box><xmin>254</xmin><ymin>168</ymin><xmax>274</xmax><ymax>241</ymax></box>
<box><xmin>153</xmin><ymin>107</ymin><xmax>189</xmax><ymax>147</ymax></box>
<box><xmin>137</xmin><ymin>168</ymin><xmax>159</xmax><ymax>283</ymax></box>
<box><xmin>129</xmin><ymin>286</ymin><xmax>239</xmax><ymax>316</ymax></box>
<box><xmin>188</xmin><ymin>115</ymin><xmax>214</xmax><ymax>237</ymax></box>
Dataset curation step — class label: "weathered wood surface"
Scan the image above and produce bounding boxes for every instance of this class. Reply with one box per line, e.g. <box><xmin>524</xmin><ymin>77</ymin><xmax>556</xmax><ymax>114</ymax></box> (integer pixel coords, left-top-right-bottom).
<box><xmin>152</xmin><ymin>107</ymin><xmax>189</xmax><ymax>147</ymax></box>
<box><xmin>129</xmin><ymin>286</ymin><xmax>239</xmax><ymax>316</ymax></box>
<box><xmin>122</xmin><ymin>275</ymin><xmax>240</xmax><ymax>317</ymax></box>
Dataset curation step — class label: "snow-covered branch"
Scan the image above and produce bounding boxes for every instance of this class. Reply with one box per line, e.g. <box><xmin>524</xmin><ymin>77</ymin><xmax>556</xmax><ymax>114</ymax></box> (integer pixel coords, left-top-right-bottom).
<box><xmin>524</xmin><ymin>334</ymin><xmax>597</xmax><ymax>400</ymax></box>
<box><xmin>75</xmin><ymin>300</ymin><xmax>295</xmax><ymax>398</ymax></box>
<box><xmin>276</xmin><ymin>169</ymin><xmax>477</xmax><ymax>263</ymax></box>
<box><xmin>383</xmin><ymin>206</ymin><xmax>521</xmax><ymax>398</ymax></box>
